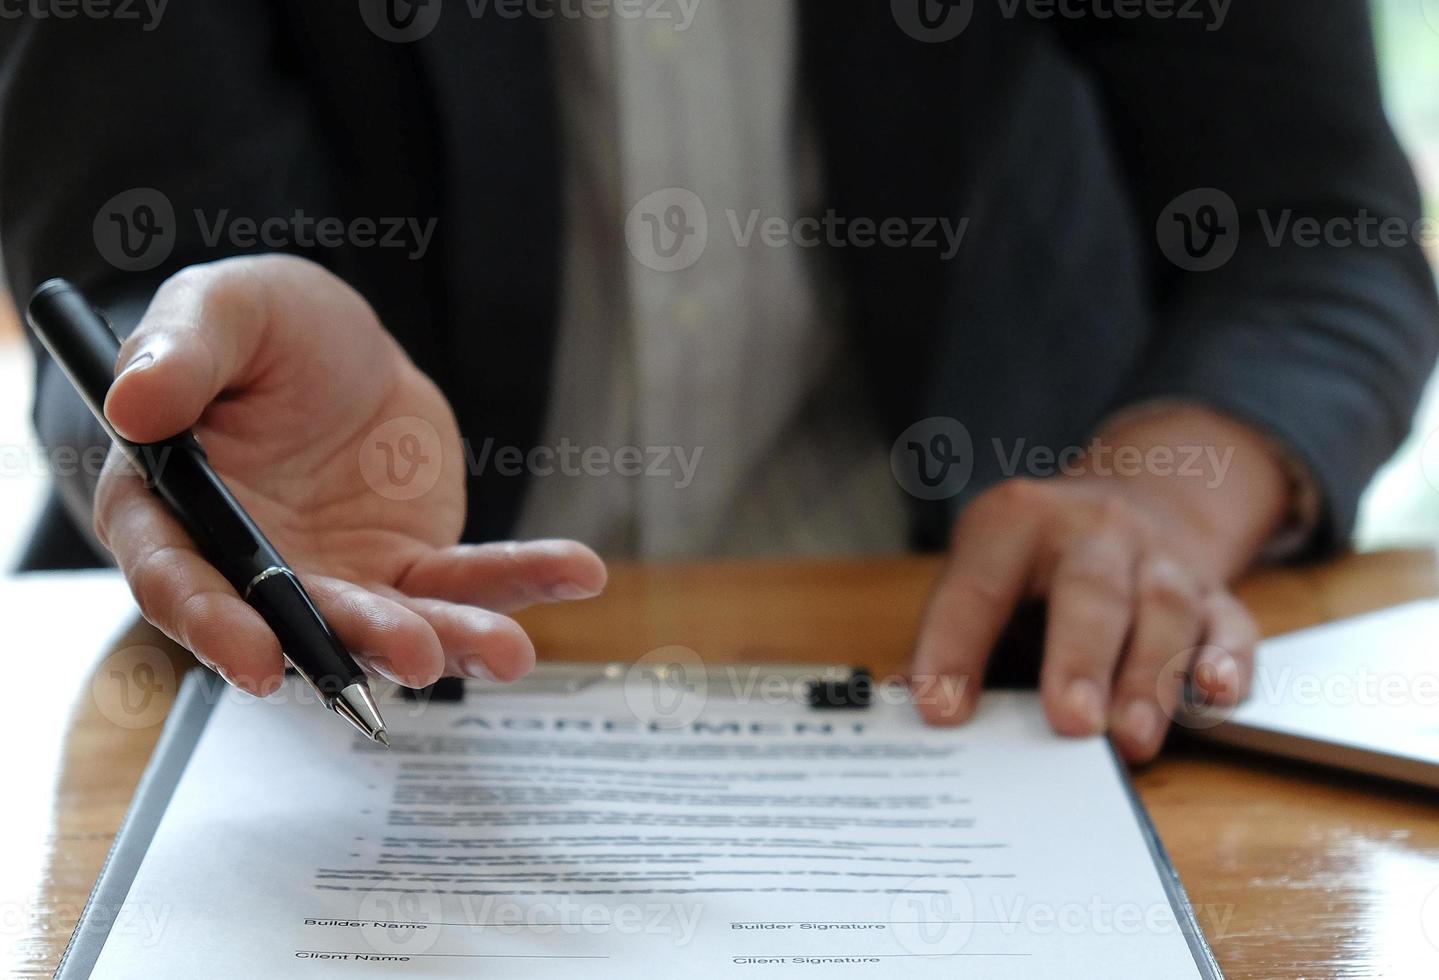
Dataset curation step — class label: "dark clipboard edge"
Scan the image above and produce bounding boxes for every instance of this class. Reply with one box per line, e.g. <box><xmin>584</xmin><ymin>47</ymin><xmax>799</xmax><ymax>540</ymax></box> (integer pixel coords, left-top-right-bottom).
<box><xmin>54</xmin><ymin>668</ymin><xmax>224</xmax><ymax>980</ymax></box>
<box><xmin>53</xmin><ymin>672</ymin><xmax>1222</xmax><ymax>979</ymax></box>
<box><xmin>1109</xmin><ymin>743</ymin><xmax>1225</xmax><ymax>979</ymax></box>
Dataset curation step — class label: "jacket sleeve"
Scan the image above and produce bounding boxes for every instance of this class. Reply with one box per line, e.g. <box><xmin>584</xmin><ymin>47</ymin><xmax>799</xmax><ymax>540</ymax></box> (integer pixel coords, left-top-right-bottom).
<box><xmin>0</xmin><ymin>7</ymin><xmax>342</xmax><ymax>557</ymax></box>
<box><xmin>1057</xmin><ymin>0</ymin><xmax>1439</xmax><ymax>554</ymax></box>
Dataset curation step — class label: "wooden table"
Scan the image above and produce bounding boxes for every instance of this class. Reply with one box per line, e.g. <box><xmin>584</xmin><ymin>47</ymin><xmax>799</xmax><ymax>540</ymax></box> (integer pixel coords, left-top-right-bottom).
<box><xmin>7</xmin><ymin>551</ymin><xmax>1439</xmax><ymax>978</ymax></box>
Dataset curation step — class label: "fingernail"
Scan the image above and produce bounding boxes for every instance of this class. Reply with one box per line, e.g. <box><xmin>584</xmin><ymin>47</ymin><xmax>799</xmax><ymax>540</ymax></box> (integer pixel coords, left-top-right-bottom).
<box><xmin>116</xmin><ymin>350</ymin><xmax>155</xmax><ymax>379</ymax></box>
<box><xmin>1119</xmin><ymin>701</ymin><xmax>1164</xmax><ymax>754</ymax></box>
<box><xmin>463</xmin><ymin>658</ymin><xmax>497</xmax><ymax>682</ymax></box>
<box><xmin>550</xmin><ymin>581</ymin><xmax>598</xmax><ymax>601</ymax></box>
<box><xmin>367</xmin><ymin>657</ymin><xmax>405</xmax><ymax>686</ymax></box>
<box><xmin>1196</xmin><ymin>649</ymin><xmax>1240</xmax><ymax>701</ymax></box>
<box><xmin>1065</xmin><ymin>679</ymin><xmax>1106</xmax><ymax>734</ymax></box>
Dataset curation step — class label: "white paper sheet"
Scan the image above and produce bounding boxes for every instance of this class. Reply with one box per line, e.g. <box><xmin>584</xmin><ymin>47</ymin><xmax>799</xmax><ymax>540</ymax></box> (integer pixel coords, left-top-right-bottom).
<box><xmin>88</xmin><ymin>669</ymin><xmax>1212</xmax><ymax>978</ymax></box>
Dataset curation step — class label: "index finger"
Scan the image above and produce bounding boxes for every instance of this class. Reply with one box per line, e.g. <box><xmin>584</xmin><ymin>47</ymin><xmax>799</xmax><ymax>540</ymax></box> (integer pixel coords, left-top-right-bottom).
<box><xmin>911</xmin><ymin>481</ymin><xmax>1051</xmax><ymax>725</ymax></box>
<box><xmin>94</xmin><ymin>447</ymin><xmax>286</xmax><ymax>695</ymax></box>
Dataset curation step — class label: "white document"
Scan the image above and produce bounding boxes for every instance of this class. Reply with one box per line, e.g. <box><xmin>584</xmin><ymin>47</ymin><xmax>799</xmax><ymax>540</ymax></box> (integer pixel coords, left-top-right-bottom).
<box><xmin>88</xmin><ymin>668</ymin><xmax>1214</xmax><ymax>978</ymax></box>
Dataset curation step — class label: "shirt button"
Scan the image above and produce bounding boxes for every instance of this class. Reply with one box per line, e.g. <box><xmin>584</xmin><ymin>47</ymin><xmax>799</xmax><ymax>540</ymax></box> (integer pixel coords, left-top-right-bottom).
<box><xmin>674</xmin><ymin>294</ymin><xmax>705</xmax><ymax>331</ymax></box>
<box><xmin>648</xmin><ymin>21</ymin><xmax>680</xmax><ymax>54</ymax></box>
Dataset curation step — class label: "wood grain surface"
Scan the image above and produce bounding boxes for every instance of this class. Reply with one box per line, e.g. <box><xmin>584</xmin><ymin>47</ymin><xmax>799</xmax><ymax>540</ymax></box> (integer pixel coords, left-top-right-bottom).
<box><xmin>6</xmin><ymin>551</ymin><xmax>1439</xmax><ymax>978</ymax></box>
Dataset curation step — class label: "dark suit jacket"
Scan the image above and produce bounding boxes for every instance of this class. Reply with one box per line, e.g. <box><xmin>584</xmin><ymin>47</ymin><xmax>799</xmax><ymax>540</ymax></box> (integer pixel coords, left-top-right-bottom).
<box><xmin>2</xmin><ymin>1</ymin><xmax>1435</xmax><ymax>569</ymax></box>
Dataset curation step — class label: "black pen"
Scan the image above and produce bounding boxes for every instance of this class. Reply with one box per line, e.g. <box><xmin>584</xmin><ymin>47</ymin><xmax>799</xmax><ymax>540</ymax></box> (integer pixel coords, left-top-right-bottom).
<box><xmin>26</xmin><ymin>278</ymin><xmax>389</xmax><ymax>745</ymax></box>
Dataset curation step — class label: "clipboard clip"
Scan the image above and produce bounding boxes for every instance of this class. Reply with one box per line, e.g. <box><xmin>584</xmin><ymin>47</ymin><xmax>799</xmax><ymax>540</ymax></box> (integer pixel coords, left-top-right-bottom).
<box><xmin>398</xmin><ymin>664</ymin><xmax>874</xmax><ymax>709</ymax></box>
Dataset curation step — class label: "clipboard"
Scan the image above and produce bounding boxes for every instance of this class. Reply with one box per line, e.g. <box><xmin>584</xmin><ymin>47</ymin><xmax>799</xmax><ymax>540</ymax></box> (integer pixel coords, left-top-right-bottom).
<box><xmin>56</xmin><ymin>665</ymin><xmax>1224</xmax><ymax>979</ymax></box>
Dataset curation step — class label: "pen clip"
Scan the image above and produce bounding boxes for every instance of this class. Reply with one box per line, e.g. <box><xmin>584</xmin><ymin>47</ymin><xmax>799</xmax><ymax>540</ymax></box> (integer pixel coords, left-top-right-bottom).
<box><xmin>283</xmin><ymin>653</ymin><xmax>333</xmax><ymax>706</ymax></box>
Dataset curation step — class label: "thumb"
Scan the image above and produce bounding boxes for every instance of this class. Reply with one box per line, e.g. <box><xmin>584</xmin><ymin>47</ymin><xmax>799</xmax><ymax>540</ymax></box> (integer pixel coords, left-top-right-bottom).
<box><xmin>104</xmin><ymin>260</ymin><xmax>271</xmax><ymax>443</ymax></box>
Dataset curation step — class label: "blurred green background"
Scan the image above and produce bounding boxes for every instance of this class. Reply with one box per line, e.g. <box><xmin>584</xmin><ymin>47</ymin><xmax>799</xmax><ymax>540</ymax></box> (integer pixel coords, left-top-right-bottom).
<box><xmin>1355</xmin><ymin>0</ymin><xmax>1439</xmax><ymax>548</ymax></box>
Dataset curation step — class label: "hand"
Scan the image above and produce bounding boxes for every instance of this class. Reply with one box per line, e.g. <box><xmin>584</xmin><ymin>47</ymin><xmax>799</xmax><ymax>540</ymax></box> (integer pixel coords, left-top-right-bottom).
<box><xmin>95</xmin><ymin>255</ymin><xmax>606</xmax><ymax>696</ymax></box>
<box><xmin>910</xmin><ymin>406</ymin><xmax>1293</xmax><ymax>762</ymax></box>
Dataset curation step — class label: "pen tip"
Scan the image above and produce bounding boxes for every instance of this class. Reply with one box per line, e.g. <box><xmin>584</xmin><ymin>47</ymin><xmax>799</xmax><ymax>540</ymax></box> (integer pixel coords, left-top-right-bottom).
<box><xmin>376</xmin><ymin>730</ymin><xmax>391</xmax><ymax>747</ymax></box>
<box><xmin>333</xmin><ymin>682</ymin><xmax>388</xmax><ymax>743</ymax></box>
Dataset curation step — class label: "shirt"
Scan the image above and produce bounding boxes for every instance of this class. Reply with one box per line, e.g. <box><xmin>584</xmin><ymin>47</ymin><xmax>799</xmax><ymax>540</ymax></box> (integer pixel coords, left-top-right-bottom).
<box><xmin>515</xmin><ymin>2</ymin><xmax>909</xmax><ymax>559</ymax></box>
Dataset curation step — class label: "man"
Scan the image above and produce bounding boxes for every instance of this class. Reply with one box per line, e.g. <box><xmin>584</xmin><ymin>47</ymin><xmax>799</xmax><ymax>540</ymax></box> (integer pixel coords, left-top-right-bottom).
<box><xmin>2</xmin><ymin>0</ymin><xmax>1435</xmax><ymax>763</ymax></box>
